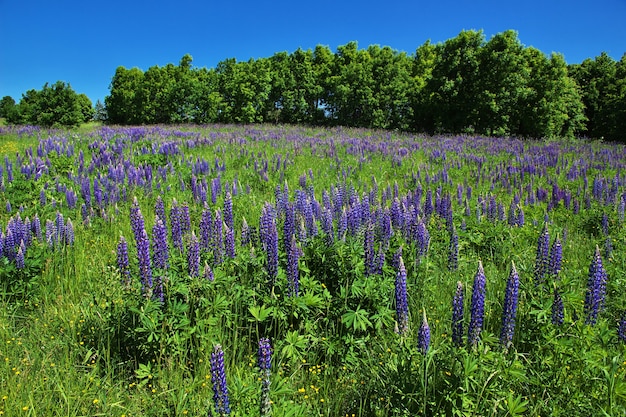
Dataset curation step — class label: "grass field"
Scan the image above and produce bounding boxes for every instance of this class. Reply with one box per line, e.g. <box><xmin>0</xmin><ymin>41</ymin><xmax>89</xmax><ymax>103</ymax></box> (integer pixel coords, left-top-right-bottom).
<box><xmin>0</xmin><ymin>124</ymin><xmax>625</xmax><ymax>416</ymax></box>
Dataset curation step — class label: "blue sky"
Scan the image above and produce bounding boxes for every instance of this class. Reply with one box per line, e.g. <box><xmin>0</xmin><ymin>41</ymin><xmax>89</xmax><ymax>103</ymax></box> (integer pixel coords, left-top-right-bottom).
<box><xmin>1</xmin><ymin>0</ymin><xmax>625</xmax><ymax>104</ymax></box>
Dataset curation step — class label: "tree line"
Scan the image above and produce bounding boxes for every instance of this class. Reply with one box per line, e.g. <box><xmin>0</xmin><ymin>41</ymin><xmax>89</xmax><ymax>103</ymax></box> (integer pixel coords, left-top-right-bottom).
<box><xmin>1</xmin><ymin>30</ymin><xmax>624</xmax><ymax>140</ymax></box>
<box><xmin>1</xmin><ymin>81</ymin><xmax>94</xmax><ymax>127</ymax></box>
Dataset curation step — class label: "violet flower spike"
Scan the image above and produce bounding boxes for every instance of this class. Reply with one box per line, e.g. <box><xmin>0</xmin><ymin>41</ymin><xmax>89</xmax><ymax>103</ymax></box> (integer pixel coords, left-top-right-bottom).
<box><xmin>500</xmin><ymin>262</ymin><xmax>520</xmax><ymax>350</ymax></box>
<box><xmin>468</xmin><ymin>261</ymin><xmax>486</xmax><ymax>347</ymax></box>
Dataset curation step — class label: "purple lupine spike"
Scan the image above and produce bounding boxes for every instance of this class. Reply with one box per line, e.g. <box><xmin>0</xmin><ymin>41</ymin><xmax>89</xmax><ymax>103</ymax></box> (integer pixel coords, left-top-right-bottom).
<box><xmin>210</xmin><ymin>344</ymin><xmax>231</xmax><ymax>416</ymax></box>
<box><xmin>418</xmin><ymin>310</ymin><xmax>431</xmax><ymax>355</ymax></box>
<box><xmin>452</xmin><ymin>281</ymin><xmax>464</xmax><ymax>347</ymax></box>
<box><xmin>32</xmin><ymin>214</ymin><xmax>41</xmax><ymax>241</ymax></box>
<box><xmin>258</xmin><ymin>337</ymin><xmax>272</xmax><ymax>416</ymax></box>
<box><xmin>584</xmin><ymin>245</ymin><xmax>608</xmax><ymax>325</ymax></box>
<box><xmin>448</xmin><ymin>227</ymin><xmax>459</xmax><ymax>271</ymax></box>
<box><xmin>240</xmin><ymin>217</ymin><xmax>250</xmax><ymax>246</ymax></box>
<box><xmin>395</xmin><ymin>256</ymin><xmax>409</xmax><ymax>334</ymax></box>
<box><xmin>130</xmin><ymin>197</ymin><xmax>145</xmax><ymax>247</ymax></box>
<box><xmin>155</xmin><ymin>196</ymin><xmax>166</xmax><ymax>229</ymax></box>
<box><xmin>203</xmin><ymin>261</ymin><xmax>214</xmax><ymax>281</ymax></box>
<box><xmin>117</xmin><ymin>236</ymin><xmax>131</xmax><ymax>286</ymax></box>
<box><xmin>136</xmin><ymin>228</ymin><xmax>152</xmax><ymax>297</ymax></box>
<box><xmin>187</xmin><ymin>231</ymin><xmax>200</xmax><ymax>277</ymax></box>
<box><xmin>287</xmin><ymin>235</ymin><xmax>301</xmax><ymax>297</ymax></box>
<box><xmin>468</xmin><ymin>261</ymin><xmax>486</xmax><ymax>346</ymax></box>
<box><xmin>6</xmin><ymin>200</ymin><xmax>11</xmax><ymax>213</ymax></box>
<box><xmin>283</xmin><ymin>202</ymin><xmax>295</xmax><ymax>251</ymax></box>
<box><xmin>337</xmin><ymin>207</ymin><xmax>348</xmax><ymax>241</ymax></box>
<box><xmin>40</xmin><ymin>189</ymin><xmax>46</xmax><ymax>206</ymax></box>
<box><xmin>551</xmin><ymin>287</ymin><xmax>564</xmax><ymax>326</ymax></box>
<box><xmin>500</xmin><ymin>262</ymin><xmax>520</xmax><ymax>350</ymax></box>
<box><xmin>224</xmin><ymin>224</ymin><xmax>235</xmax><ymax>259</ymax></box>
<box><xmin>64</xmin><ymin>218</ymin><xmax>74</xmax><ymax>246</ymax></box>
<box><xmin>200</xmin><ymin>206</ymin><xmax>213</xmax><ymax>252</ymax></box>
<box><xmin>45</xmin><ymin>219</ymin><xmax>56</xmax><ymax>247</ymax></box>
<box><xmin>213</xmin><ymin>209</ymin><xmax>223</xmax><ymax>265</ymax></box>
<box><xmin>392</xmin><ymin>245</ymin><xmax>403</xmax><ymax>270</ymax></box>
<box><xmin>618</xmin><ymin>311</ymin><xmax>626</xmax><ymax>343</ymax></box>
<box><xmin>549</xmin><ymin>236</ymin><xmax>562</xmax><ymax>277</ymax></box>
<box><xmin>180</xmin><ymin>203</ymin><xmax>191</xmax><ymax>236</ymax></box>
<box><xmin>320</xmin><ymin>207</ymin><xmax>334</xmax><ymax>245</ymax></box>
<box><xmin>223</xmin><ymin>192</ymin><xmax>233</xmax><ymax>231</ymax></box>
<box><xmin>264</xmin><ymin>213</ymin><xmax>278</xmax><ymax>284</ymax></box>
<box><xmin>170</xmin><ymin>200</ymin><xmax>183</xmax><ymax>252</ymax></box>
<box><xmin>54</xmin><ymin>211</ymin><xmax>64</xmax><ymax>244</ymax></box>
<box><xmin>601</xmin><ymin>212</ymin><xmax>609</xmax><ymax>235</ymax></box>
<box><xmin>15</xmin><ymin>241</ymin><xmax>25</xmax><ymax>269</ymax></box>
<box><xmin>152</xmin><ymin>217</ymin><xmax>169</xmax><ymax>270</ymax></box>
<box><xmin>533</xmin><ymin>224</ymin><xmax>550</xmax><ymax>286</ymax></box>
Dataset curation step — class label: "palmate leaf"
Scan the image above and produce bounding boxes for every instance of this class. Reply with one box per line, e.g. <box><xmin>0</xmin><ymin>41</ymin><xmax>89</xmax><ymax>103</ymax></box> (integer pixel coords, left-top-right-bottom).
<box><xmin>341</xmin><ymin>306</ymin><xmax>372</xmax><ymax>332</ymax></box>
<box><xmin>248</xmin><ymin>304</ymin><xmax>273</xmax><ymax>322</ymax></box>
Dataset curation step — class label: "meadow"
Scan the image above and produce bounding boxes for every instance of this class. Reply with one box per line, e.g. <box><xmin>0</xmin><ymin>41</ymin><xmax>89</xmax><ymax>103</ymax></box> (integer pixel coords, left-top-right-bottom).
<box><xmin>0</xmin><ymin>124</ymin><xmax>625</xmax><ymax>416</ymax></box>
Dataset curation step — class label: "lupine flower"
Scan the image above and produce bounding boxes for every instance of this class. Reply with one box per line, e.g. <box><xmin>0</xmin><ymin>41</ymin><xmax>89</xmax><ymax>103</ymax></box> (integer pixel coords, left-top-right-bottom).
<box><xmin>224</xmin><ymin>224</ymin><xmax>235</xmax><ymax>259</ymax></box>
<box><xmin>395</xmin><ymin>256</ymin><xmax>409</xmax><ymax>334</ymax></box>
<box><xmin>155</xmin><ymin>196</ymin><xmax>166</xmax><ymax>228</ymax></box>
<box><xmin>551</xmin><ymin>287</ymin><xmax>564</xmax><ymax>326</ymax></box>
<box><xmin>137</xmin><ymin>228</ymin><xmax>152</xmax><ymax>297</ymax></box>
<box><xmin>618</xmin><ymin>311</ymin><xmax>626</xmax><ymax>343</ymax></box>
<box><xmin>452</xmin><ymin>281</ymin><xmax>464</xmax><ymax>347</ymax></box>
<box><xmin>152</xmin><ymin>217</ymin><xmax>169</xmax><ymax>270</ymax></box>
<box><xmin>199</xmin><ymin>207</ymin><xmax>213</xmax><ymax>252</ymax></box>
<box><xmin>240</xmin><ymin>217</ymin><xmax>250</xmax><ymax>246</ymax></box>
<box><xmin>500</xmin><ymin>262</ymin><xmax>520</xmax><ymax>350</ymax></box>
<box><xmin>203</xmin><ymin>262</ymin><xmax>214</xmax><ymax>281</ymax></box>
<box><xmin>418</xmin><ymin>310</ymin><xmax>431</xmax><ymax>355</ymax></box>
<box><xmin>64</xmin><ymin>218</ymin><xmax>74</xmax><ymax>246</ymax></box>
<box><xmin>210</xmin><ymin>344</ymin><xmax>231</xmax><ymax>416</ymax></box>
<box><xmin>364</xmin><ymin>223</ymin><xmax>375</xmax><ymax>276</ymax></box>
<box><xmin>180</xmin><ymin>203</ymin><xmax>191</xmax><ymax>236</ymax></box>
<box><xmin>223</xmin><ymin>192</ymin><xmax>233</xmax><ymax>230</ymax></box>
<box><xmin>130</xmin><ymin>197</ymin><xmax>145</xmax><ymax>246</ymax></box>
<box><xmin>213</xmin><ymin>209</ymin><xmax>223</xmax><ymax>265</ymax></box>
<box><xmin>468</xmin><ymin>261</ymin><xmax>486</xmax><ymax>346</ymax></box>
<box><xmin>448</xmin><ymin>227</ymin><xmax>459</xmax><ymax>271</ymax></box>
<box><xmin>283</xmin><ymin>203</ymin><xmax>295</xmax><ymax>250</ymax></box>
<box><xmin>287</xmin><ymin>235</ymin><xmax>301</xmax><ymax>297</ymax></box>
<box><xmin>534</xmin><ymin>224</ymin><xmax>550</xmax><ymax>286</ymax></box>
<box><xmin>117</xmin><ymin>236</ymin><xmax>131</xmax><ymax>285</ymax></box>
<box><xmin>187</xmin><ymin>231</ymin><xmax>200</xmax><ymax>277</ymax></box>
<box><xmin>549</xmin><ymin>236</ymin><xmax>562</xmax><ymax>277</ymax></box>
<box><xmin>258</xmin><ymin>337</ymin><xmax>272</xmax><ymax>417</ymax></box>
<box><xmin>584</xmin><ymin>245</ymin><xmax>607</xmax><ymax>325</ymax></box>
<box><xmin>15</xmin><ymin>241</ymin><xmax>25</xmax><ymax>269</ymax></box>
<box><xmin>170</xmin><ymin>200</ymin><xmax>183</xmax><ymax>252</ymax></box>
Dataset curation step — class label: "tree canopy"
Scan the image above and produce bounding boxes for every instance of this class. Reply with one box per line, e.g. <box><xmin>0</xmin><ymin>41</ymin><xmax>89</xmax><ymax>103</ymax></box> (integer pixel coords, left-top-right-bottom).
<box><xmin>3</xmin><ymin>31</ymin><xmax>625</xmax><ymax>140</ymax></box>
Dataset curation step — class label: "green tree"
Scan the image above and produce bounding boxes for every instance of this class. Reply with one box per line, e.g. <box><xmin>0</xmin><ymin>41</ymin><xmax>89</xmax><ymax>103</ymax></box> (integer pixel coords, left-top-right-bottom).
<box><xmin>106</xmin><ymin>66</ymin><xmax>144</xmax><ymax>124</ymax></box>
<box><xmin>326</xmin><ymin>41</ymin><xmax>376</xmax><ymax>127</ymax></box>
<box><xmin>216</xmin><ymin>58</ymin><xmax>271</xmax><ymax>123</ymax></box>
<box><xmin>0</xmin><ymin>96</ymin><xmax>16</xmax><ymax>119</ymax></box>
<box><xmin>411</xmin><ymin>40</ymin><xmax>438</xmax><ymax>132</ymax></box>
<box><xmin>93</xmin><ymin>99</ymin><xmax>107</xmax><ymax>122</ymax></box>
<box><xmin>367</xmin><ymin>44</ymin><xmax>414</xmax><ymax>130</ymax></box>
<box><xmin>424</xmin><ymin>30</ymin><xmax>485</xmax><ymax>133</ymax></box>
<box><xmin>14</xmin><ymin>81</ymin><xmax>85</xmax><ymax>127</ymax></box>
<box><xmin>476</xmin><ymin>30</ymin><xmax>529</xmax><ymax>136</ymax></box>
<box><xmin>77</xmin><ymin>93</ymin><xmax>94</xmax><ymax>123</ymax></box>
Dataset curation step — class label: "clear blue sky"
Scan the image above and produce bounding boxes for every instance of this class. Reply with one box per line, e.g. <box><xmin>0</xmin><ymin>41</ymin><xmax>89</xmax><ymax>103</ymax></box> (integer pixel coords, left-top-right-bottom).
<box><xmin>1</xmin><ymin>0</ymin><xmax>625</xmax><ymax>105</ymax></box>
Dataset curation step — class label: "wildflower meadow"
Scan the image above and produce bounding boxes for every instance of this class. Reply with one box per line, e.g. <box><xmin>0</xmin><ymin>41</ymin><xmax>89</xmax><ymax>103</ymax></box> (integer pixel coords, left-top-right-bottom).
<box><xmin>0</xmin><ymin>124</ymin><xmax>625</xmax><ymax>416</ymax></box>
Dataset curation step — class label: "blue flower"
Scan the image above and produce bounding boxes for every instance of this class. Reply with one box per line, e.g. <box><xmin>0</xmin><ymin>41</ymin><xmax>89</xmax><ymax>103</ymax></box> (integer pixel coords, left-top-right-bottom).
<box><xmin>468</xmin><ymin>261</ymin><xmax>486</xmax><ymax>346</ymax></box>
<box><xmin>500</xmin><ymin>262</ymin><xmax>520</xmax><ymax>349</ymax></box>
<box><xmin>211</xmin><ymin>344</ymin><xmax>231</xmax><ymax>416</ymax></box>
